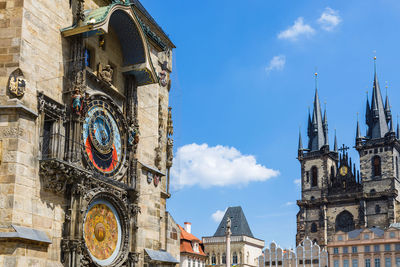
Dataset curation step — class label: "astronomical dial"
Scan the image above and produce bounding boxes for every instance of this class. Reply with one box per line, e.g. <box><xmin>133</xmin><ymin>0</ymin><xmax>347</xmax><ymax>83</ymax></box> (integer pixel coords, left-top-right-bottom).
<box><xmin>83</xmin><ymin>199</ymin><xmax>122</xmax><ymax>266</ymax></box>
<box><xmin>339</xmin><ymin>166</ymin><xmax>348</xmax><ymax>176</ymax></box>
<box><xmin>82</xmin><ymin>100</ymin><xmax>125</xmax><ymax>177</ymax></box>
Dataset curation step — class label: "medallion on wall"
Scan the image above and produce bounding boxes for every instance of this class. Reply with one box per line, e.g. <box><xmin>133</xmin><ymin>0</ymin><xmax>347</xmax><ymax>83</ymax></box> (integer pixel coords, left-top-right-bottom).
<box><xmin>82</xmin><ymin>99</ymin><xmax>126</xmax><ymax>177</ymax></box>
<box><xmin>8</xmin><ymin>69</ymin><xmax>26</xmax><ymax>97</ymax></box>
<box><xmin>83</xmin><ymin>199</ymin><xmax>122</xmax><ymax>266</ymax></box>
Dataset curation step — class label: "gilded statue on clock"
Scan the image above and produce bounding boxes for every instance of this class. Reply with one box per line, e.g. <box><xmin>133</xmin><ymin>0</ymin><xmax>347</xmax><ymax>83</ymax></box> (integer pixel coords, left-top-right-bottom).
<box><xmin>82</xmin><ymin>97</ymin><xmax>126</xmax><ymax>178</ymax></box>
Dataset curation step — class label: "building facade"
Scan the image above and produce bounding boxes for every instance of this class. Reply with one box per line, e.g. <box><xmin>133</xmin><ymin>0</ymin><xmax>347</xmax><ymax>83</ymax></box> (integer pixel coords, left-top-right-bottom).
<box><xmin>179</xmin><ymin>222</ymin><xmax>208</xmax><ymax>267</ymax></box>
<box><xmin>203</xmin><ymin>206</ymin><xmax>264</xmax><ymax>267</ymax></box>
<box><xmin>259</xmin><ymin>238</ymin><xmax>328</xmax><ymax>267</ymax></box>
<box><xmin>0</xmin><ymin>0</ymin><xmax>180</xmax><ymax>266</ymax></box>
<box><xmin>297</xmin><ymin>64</ymin><xmax>400</xmax><ymax>247</ymax></box>
<box><xmin>328</xmin><ymin>224</ymin><xmax>400</xmax><ymax>267</ymax></box>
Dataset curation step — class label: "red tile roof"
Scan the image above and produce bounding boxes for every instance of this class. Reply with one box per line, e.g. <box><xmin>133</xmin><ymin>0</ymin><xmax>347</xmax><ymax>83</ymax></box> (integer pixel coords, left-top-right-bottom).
<box><xmin>178</xmin><ymin>225</ymin><xmax>207</xmax><ymax>256</ymax></box>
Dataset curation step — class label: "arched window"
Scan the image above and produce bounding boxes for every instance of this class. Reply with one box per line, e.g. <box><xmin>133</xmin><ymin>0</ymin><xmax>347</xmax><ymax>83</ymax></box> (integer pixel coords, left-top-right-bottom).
<box><xmin>331</xmin><ymin>166</ymin><xmax>335</xmax><ymax>178</ymax></box>
<box><xmin>222</xmin><ymin>253</ymin><xmax>226</xmax><ymax>264</ymax></box>
<box><xmin>311</xmin><ymin>166</ymin><xmax>318</xmax><ymax>187</ymax></box>
<box><xmin>233</xmin><ymin>252</ymin><xmax>238</xmax><ymax>264</ymax></box>
<box><xmin>335</xmin><ymin>210</ymin><xmax>355</xmax><ymax>232</ymax></box>
<box><xmin>372</xmin><ymin>156</ymin><xmax>381</xmax><ymax>177</ymax></box>
<box><xmin>396</xmin><ymin>157</ymin><xmax>399</xmax><ymax>178</ymax></box>
<box><xmin>311</xmin><ymin>222</ymin><xmax>318</xmax><ymax>233</ymax></box>
<box><xmin>211</xmin><ymin>254</ymin><xmax>216</xmax><ymax>265</ymax></box>
<box><xmin>375</xmin><ymin>205</ymin><xmax>381</xmax><ymax>214</ymax></box>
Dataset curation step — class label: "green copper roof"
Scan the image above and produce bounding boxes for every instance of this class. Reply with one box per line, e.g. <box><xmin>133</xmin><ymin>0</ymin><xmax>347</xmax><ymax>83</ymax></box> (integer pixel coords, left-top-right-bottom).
<box><xmin>83</xmin><ymin>5</ymin><xmax>114</xmax><ymax>26</ymax></box>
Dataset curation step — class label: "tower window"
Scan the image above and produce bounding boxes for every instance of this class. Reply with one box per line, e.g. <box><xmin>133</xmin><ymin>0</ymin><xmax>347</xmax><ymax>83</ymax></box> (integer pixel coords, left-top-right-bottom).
<box><xmin>372</xmin><ymin>156</ymin><xmax>381</xmax><ymax>177</ymax></box>
<box><xmin>375</xmin><ymin>205</ymin><xmax>381</xmax><ymax>214</ymax></box>
<box><xmin>335</xmin><ymin>210</ymin><xmax>355</xmax><ymax>232</ymax></box>
<box><xmin>396</xmin><ymin>157</ymin><xmax>399</xmax><ymax>178</ymax></box>
<box><xmin>311</xmin><ymin>166</ymin><xmax>318</xmax><ymax>187</ymax></box>
<box><xmin>84</xmin><ymin>47</ymin><xmax>94</xmax><ymax>69</ymax></box>
<box><xmin>311</xmin><ymin>222</ymin><xmax>317</xmax><ymax>233</ymax></box>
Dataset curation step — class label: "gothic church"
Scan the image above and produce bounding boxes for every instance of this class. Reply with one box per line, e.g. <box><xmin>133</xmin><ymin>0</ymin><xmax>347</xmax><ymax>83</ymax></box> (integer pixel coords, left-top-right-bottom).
<box><xmin>297</xmin><ymin>61</ymin><xmax>400</xmax><ymax>247</ymax></box>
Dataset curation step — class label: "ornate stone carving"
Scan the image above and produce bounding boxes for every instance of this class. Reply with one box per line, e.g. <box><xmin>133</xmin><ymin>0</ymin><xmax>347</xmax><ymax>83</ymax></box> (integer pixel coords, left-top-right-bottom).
<box><xmin>128</xmin><ymin>252</ymin><xmax>140</xmax><ymax>264</ymax></box>
<box><xmin>158</xmin><ymin>70</ymin><xmax>168</xmax><ymax>87</ymax></box>
<box><xmin>98</xmin><ymin>64</ymin><xmax>113</xmax><ymax>85</ymax></box>
<box><xmin>37</xmin><ymin>92</ymin><xmax>66</xmax><ymax>120</ymax></box>
<box><xmin>167</xmin><ymin>107</ymin><xmax>173</xmax><ymax>136</ymax></box>
<box><xmin>166</xmin><ymin>138</ymin><xmax>173</xmax><ymax>168</ymax></box>
<box><xmin>8</xmin><ymin>68</ymin><xmax>26</xmax><ymax>97</ymax></box>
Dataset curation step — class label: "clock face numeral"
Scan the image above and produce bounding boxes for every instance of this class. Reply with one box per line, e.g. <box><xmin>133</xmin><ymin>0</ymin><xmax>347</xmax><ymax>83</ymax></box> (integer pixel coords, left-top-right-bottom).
<box><xmin>339</xmin><ymin>166</ymin><xmax>348</xmax><ymax>176</ymax></box>
<box><xmin>82</xmin><ymin>100</ymin><xmax>125</xmax><ymax>177</ymax></box>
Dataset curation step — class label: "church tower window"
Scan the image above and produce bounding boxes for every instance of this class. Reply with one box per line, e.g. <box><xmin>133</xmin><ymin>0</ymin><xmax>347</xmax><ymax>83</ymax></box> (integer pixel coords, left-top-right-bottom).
<box><xmin>372</xmin><ymin>156</ymin><xmax>381</xmax><ymax>177</ymax></box>
<box><xmin>396</xmin><ymin>157</ymin><xmax>399</xmax><ymax>178</ymax></box>
<box><xmin>311</xmin><ymin>222</ymin><xmax>318</xmax><ymax>233</ymax></box>
<box><xmin>335</xmin><ymin>211</ymin><xmax>355</xmax><ymax>232</ymax></box>
<box><xmin>375</xmin><ymin>205</ymin><xmax>381</xmax><ymax>214</ymax></box>
<box><xmin>311</xmin><ymin>166</ymin><xmax>318</xmax><ymax>187</ymax></box>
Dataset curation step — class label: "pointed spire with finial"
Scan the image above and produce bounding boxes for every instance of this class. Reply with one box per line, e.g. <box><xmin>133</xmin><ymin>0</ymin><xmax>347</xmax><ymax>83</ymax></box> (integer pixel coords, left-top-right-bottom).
<box><xmin>334</xmin><ymin>129</ymin><xmax>338</xmax><ymax>152</ymax></box>
<box><xmin>323</xmin><ymin>102</ymin><xmax>329</xmax><ymax>146</ymax></box>
<box><xmin>366</xmin><ymin>55</ymin><xmax>389</xmax><ymax>139</ymax></box>
<box><xmin>298</xmin><ymin>127</ymin><xmax>303</xmax><ymax>151</ymax></box>
<box><xmin>397</xmin><ymin>115</ymin><xmax>400</xmax><ymax>139</ymax></box>
<box><xmin>308</xmin><ymin>72</ymin><xmax>326</xmax><ymax>151</ymax></box>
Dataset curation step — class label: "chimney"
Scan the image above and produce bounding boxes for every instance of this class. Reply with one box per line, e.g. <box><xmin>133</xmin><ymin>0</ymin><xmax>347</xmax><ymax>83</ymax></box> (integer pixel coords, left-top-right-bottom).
<box><xmin>184</xmin><ymin>222</ymin><xmax>191</xmax><ymax>233</ymax></box>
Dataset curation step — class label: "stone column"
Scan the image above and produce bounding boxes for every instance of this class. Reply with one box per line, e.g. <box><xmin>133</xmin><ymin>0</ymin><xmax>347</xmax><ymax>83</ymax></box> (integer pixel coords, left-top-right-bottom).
<box><xmin>226</xmin><ymin>218</ymin><xmax>231</xmax><ymax>267</ymax></box>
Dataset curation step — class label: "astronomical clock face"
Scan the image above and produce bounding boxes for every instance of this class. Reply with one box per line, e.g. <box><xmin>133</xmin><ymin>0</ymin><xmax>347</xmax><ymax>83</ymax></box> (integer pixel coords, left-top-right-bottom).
<box><xmin>83</xmin><ymin>199</ymin><xmax>122</xmax><ymax>266</ymax></box>
<box><xmin>82</xmin><ymin>100</ymin><xmax>125</xmax><ymax>177</ymax></box>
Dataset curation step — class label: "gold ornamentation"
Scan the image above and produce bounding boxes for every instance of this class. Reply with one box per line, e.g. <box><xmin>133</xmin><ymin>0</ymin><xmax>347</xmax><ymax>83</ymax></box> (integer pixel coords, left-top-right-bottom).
<box><xmin>84</xmin><ymin>204</ymin><xmax>119</xmax><ymax>261</ymax></box>
<box><xmin>8</xmin><ymin>69</ymin><xmax>26</xmax><ymax>97</ymax></box>
<box><xmin>339</xmin><ymin>166</ymin><xmax>348</xmax><ymax>176</ymax></box>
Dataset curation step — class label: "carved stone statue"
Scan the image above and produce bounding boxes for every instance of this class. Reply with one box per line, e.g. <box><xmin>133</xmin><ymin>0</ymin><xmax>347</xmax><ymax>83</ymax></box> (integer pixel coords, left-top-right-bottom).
<box><xmin>166</xmin><ymin>138</ymin><xmax>173</xmax><ymax>168</ymax></box>
<box><xmin>98</xmin><ymin>64</ymin><xmax>113</xmax><ymax>85</ymax></box>
<box><xmin>158</xmin><ymin>70</ymin><xmax>168</xmax><ymax>87</ymax></box>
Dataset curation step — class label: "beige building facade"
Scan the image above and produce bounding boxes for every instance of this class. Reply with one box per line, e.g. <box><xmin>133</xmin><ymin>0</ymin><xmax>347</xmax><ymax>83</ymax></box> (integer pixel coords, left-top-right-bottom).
<box><xmin>202</xmin><ymin>207</ymin><xmax>264</xmax><ymax>267</ymax></box>
<box><xmin>0</xmin><ymin>0</ymin><xmax>180</xmax><ymax>266</ymax></box>
<box><xmin>328</xmin><ymin>225</ymin><xmax>400</xmax><ymax>267</ymax></box>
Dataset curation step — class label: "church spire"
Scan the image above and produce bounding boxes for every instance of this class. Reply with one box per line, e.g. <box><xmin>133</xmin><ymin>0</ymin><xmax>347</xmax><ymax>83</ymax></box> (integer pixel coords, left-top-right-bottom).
<box><xmin>397</xmin><ymin>117</ymin><xmax>400</xmax><ymax>139</ymax></box>
<box><xmin>334</xmin><ymin>129</ymin><xmax>338</xmax><ymax>152</ymax></box>
<box><xmin>365</xmin><ymin>56</ymin><xmax>389</xmax><ymax>139</ymax></box>
<box><xmin>323</xmin><ymin>107</ymin><xmax>329</xmax><ymax>146</ymax></box>
<box><xmin>298</xmin><ymin>128</ymin><xmax>303</xmax><ymax>151</ymax></box>
<box><xmin>308</xmin><ymin>73</ymin><xmax>326</xmax><ymax>151</ymax></box>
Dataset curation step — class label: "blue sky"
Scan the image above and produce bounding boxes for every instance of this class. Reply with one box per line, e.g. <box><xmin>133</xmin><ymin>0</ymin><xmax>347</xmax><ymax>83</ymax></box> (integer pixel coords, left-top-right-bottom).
<box><xmin>142</xmin><ymin>0</ymin><xmax>400</xmax><ymax>248</ymax></box>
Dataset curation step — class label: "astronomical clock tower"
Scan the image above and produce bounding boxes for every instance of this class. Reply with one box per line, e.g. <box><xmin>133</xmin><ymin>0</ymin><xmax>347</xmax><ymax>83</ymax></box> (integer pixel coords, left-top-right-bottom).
<box><xmin>0</xmin><ymin>0</ymin><xmax>180</xmax><ymax>266</ymax></box>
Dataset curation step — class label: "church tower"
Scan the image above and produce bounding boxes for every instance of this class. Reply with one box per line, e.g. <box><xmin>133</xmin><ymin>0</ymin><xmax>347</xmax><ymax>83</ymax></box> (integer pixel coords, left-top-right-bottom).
<box><xmin>296</xmin><ymin>74</ymin><xmax>338</xmax><ymax>246</ymax></box>
<box><xmin>355</xmin><ymin>57</ymin><xmax>400</xmax><ymax>227</ymax></box>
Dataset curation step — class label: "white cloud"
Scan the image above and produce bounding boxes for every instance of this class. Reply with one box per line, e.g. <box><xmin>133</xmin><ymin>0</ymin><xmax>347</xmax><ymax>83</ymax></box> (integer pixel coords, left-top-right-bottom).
<box><xmin>211</xmin><ymin>209</ymin><xmax>227</xmax><ymax>223</ymax></box>
<box><xmin>277</xmin><ymin>17</ymin><xmax>315</xmax><ymax>41</ymax></box>
<box><xmin>265</xmin><ymin>55</ymin><xmax>286</xmax><ymax>74</ymax></box>
<box><xmin>170</xmin><ymin>143</ymin><xmax>279</xmax><ymax>190</ymax></box>
<box><xmin>285</xmin><ymin>201</ymin><xmax>295</xmax><ymax>206</ymax></box>
<box><xmin>318</xmin><ymin>7</ymin><xmax>341</xmax><ymax>31</ymax></box>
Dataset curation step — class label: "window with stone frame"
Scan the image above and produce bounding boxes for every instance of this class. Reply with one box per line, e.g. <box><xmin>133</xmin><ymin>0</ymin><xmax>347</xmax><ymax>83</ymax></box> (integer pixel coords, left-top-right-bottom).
<box><xmin>396</xmin><ymin>157</ymin><xmax>399</xmax><ymax>178</ymax></box>
<box><xmin>233</xmin><ymin>252</ymin><xmax>238</xmax><ymax>264</ymax></box>
<box><xmin>211</xmin><ymin>254</ymin><xmax>216</xmax><ymax>265</ymax></box>
<box><xmin>375</xmin><ymin>205</ymin><xmax>381</xmax><ymax>214</ymax></box>
<box><xmin>84</xmin><ymin>46</ymin><xmax>95</xmax><ymax>69</ymax></box>
<box><xmin>38</xmin><ymin>92</ymin><xmax>66</xmax><ymax>160</ymax></box>
<box><xmin>335</xmin><ymin>211</ymin><xmax>355</xmax><ymax>232</ymax></box>
<box><xmin>311</xmin><ymin>166</ymin><xmax>318</xmax><ymax>187</ymax></box>
<box><xmin>311</xmin><ymin>222</ymin><xmax>318</xmax><ymax>233</ymax></box>
<box><xmin>372</xmin><ymin>155</ymin><xmax>382</xmax><ymax>177</ymax></box>
<box><xmin>222</xmin><ymin>253</ymin><xmax>226</xmax><ymax>264</ymax></box>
